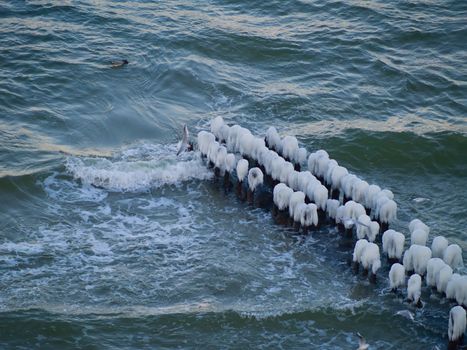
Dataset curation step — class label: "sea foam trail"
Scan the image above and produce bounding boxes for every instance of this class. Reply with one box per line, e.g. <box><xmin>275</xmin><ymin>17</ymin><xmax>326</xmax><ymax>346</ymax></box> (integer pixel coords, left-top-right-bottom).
<box><xmin>65</xmin><ymin>143</ymin><xmax>212</xmax><ymax>192</ymax></box>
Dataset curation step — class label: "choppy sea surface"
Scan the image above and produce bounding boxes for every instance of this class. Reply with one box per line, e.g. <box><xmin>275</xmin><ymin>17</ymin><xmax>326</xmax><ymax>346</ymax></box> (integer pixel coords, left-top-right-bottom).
<box><xmin>1</xmin><ymin>1</ymin><xmax>466</xmax><ymax>348</ymax></box>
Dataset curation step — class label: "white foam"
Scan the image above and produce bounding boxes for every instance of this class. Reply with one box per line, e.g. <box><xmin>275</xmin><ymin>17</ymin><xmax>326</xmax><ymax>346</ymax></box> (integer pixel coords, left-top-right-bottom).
<box><xmin>43</xmin><ymin>171</ymin><xmax>108</xmax><ymax>203</ymax></box>
<box><xmin>65</xmin><ymin>143</ymin><xmax>213</xmax><ymax>192</ymax></box>
<box><xmin>89</xmin><ymin>235</ymin><xmax>112</xmax><ymax>256</ymax></box>
<box><xmin>1</xmin><ymin>300</ymin><xmax>220</xmax><ymax>318</ymax></box>
<box><xmin>0</xmin><ymin>242</ymin><xmax>45</xmax><ymax>255</ymax></box>
<box><xmin>413</xmin><ymin>197</ymin><xmax>430</xmax><ymax>203</ymax></box>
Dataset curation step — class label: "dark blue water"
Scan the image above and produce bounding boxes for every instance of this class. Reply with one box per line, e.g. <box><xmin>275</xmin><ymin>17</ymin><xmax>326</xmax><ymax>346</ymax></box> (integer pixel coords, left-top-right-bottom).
<box><xmin>0</xmin><ymin>1</ymin><xmax>466</xmax><ymax>348</ymax></box>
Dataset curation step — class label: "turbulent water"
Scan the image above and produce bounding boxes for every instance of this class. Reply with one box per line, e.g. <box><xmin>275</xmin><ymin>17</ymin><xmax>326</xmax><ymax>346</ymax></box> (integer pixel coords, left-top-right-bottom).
<box><xmin>1</xmin><ymin>0</ymin><xmax>466</xmax><ymax>348</ymax></box>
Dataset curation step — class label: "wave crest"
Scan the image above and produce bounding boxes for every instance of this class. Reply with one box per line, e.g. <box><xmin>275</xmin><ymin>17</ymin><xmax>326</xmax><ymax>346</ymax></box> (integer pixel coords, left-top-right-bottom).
<box><xmin>65</xmin><ymin>143</ymin><xmax>212</xmax><ymax>192</ymax></box>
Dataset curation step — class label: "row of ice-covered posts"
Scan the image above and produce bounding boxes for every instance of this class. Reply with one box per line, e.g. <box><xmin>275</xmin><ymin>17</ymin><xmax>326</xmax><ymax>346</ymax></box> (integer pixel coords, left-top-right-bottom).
<box><xmin>196</xmin><ymin>116</ymin><xmax>466</xmax><ymax>348</ymax></box>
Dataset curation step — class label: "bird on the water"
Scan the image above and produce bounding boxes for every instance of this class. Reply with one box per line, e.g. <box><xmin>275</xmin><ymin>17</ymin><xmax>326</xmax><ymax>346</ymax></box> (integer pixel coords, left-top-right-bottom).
<box><xmin>177</xmin><ymin>124</ymin><xmax>193</xmax><ymax>155</ymax></box>
<box><xmin>111</xmin><ymin>59</ymin><xmax>129</xmax><ymax>68</ymax></box>
<box><xmin>356</xmin><ymin>332</ymin><xmax>369</xmax><ymax>350</ymax></box>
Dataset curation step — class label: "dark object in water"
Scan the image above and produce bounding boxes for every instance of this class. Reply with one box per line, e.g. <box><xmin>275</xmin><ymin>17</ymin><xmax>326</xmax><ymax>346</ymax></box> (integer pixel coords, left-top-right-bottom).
<box><xmin>111</xmin><ymin>59</ymin><xmax>129</xmax><ymax>68</ymax></box>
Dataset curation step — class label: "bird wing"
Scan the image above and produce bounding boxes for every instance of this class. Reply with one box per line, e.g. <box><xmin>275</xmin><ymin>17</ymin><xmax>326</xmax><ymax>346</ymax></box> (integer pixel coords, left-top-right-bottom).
<box><xmin>396</xmin><ymin>310</ymin><xmax>414</xmax><ymax>321</ymax></box>
<box><xmin>176</xmin><ymin>124</ymin><xmax>189</xmax><ymax>155</ymax></box>
<box><xmin>356</xmin><ymin>332</ymin><xmax>368</xmax><ymax>349</ymax></box>
<box><xmin>182</xmin><ymin>124</ymin><xmax>189</xmax><ymax>144</ymax></box>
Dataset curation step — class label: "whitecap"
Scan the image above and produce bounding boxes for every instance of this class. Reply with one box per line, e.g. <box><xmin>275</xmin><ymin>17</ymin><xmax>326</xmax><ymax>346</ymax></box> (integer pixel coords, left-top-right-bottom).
<box><xmin>0</xmin><ymin>242</ymin><xmax>45</xmax><ymax>255</ymax></box>
<box><xmin>65</xmin><ymin>143</ymin><xmax>213</xmax><ymax>192</ymax></box>
<box><xmin>413</xmin><ymin>197</ymin><xmax>430</xmax><ymax>203</ymax></box>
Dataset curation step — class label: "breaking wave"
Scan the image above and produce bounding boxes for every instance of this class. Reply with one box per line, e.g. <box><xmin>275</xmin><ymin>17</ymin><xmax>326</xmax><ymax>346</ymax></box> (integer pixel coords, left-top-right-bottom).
<box><xmin>65</xmin><ymin>143</ymin><xmax>212</xmax><ymax>192</ymax></box>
